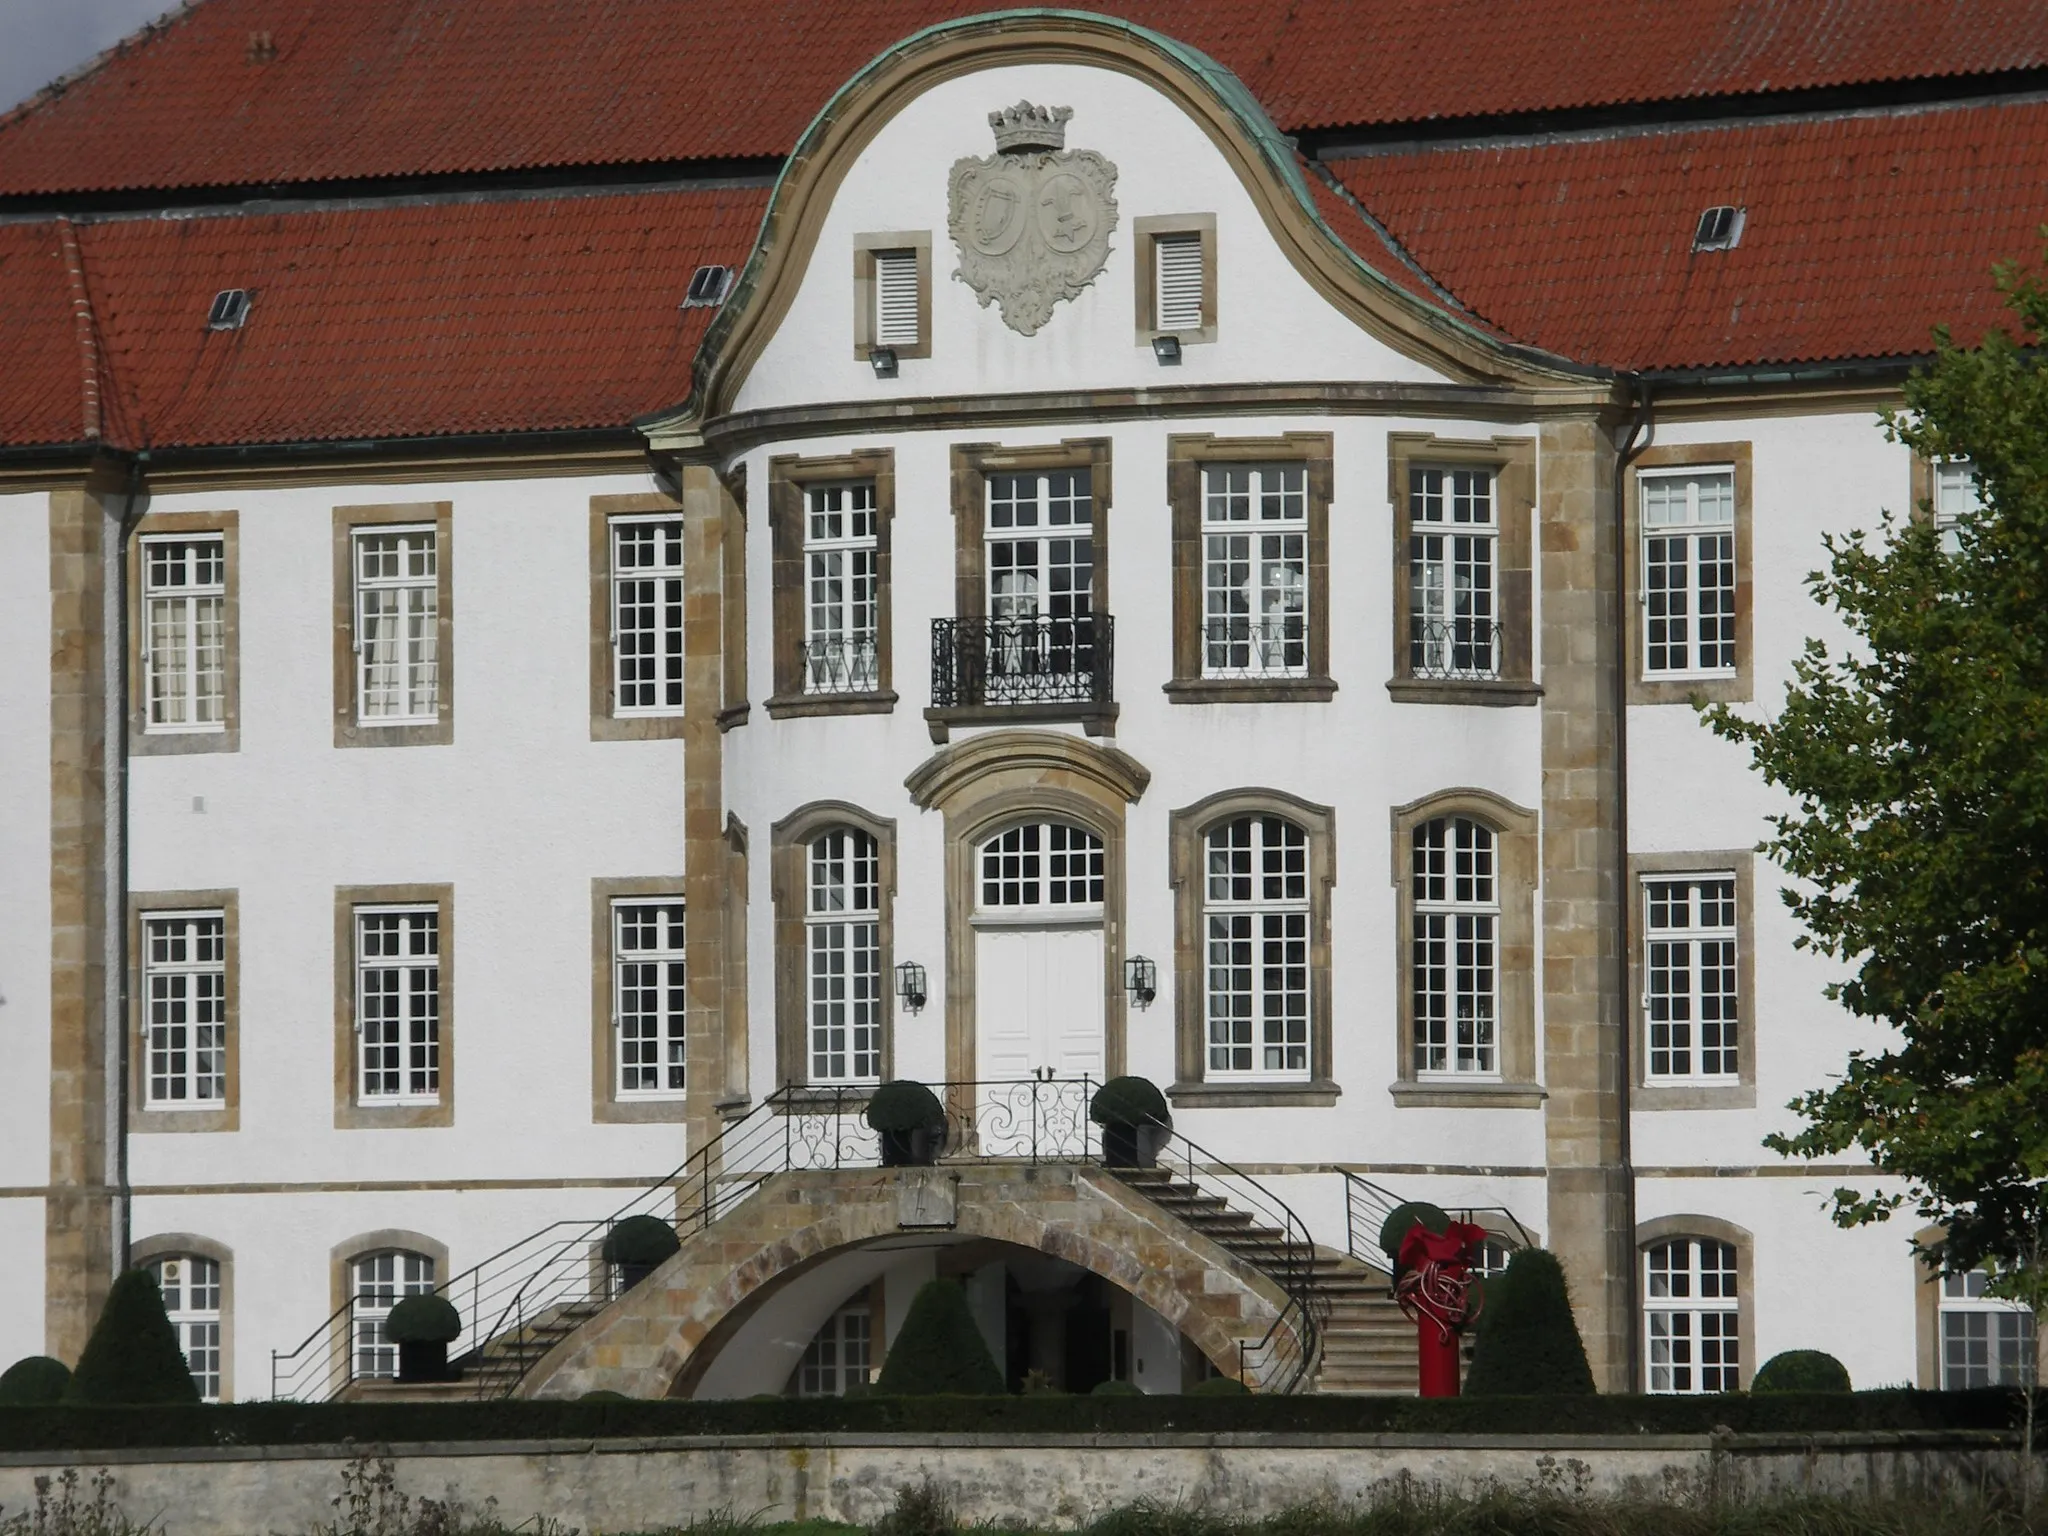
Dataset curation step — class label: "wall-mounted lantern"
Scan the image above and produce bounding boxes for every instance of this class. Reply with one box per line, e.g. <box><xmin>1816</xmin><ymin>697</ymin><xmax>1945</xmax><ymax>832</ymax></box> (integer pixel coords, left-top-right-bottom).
<box><xmin>1124</xmin><ymin>955</ymin><xmax>1158</xmax><ymax>1009</ymax></box>
<box><xmin>869</xmin><ymin>346</ymin><xmax>899</xmax><ymax>379</ymax></box>
<box><xmin>895</xmin><ymin>960</ymin><xmax>928</xmax><ymax>1013</ymax></box>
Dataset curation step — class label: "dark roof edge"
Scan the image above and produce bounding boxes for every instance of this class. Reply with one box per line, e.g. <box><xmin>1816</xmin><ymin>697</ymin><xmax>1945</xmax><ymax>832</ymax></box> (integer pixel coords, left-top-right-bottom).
<box><xmin>0</xmin><ymin>425</ymin><xmax>644</xmax><ymax>470</ymax></box>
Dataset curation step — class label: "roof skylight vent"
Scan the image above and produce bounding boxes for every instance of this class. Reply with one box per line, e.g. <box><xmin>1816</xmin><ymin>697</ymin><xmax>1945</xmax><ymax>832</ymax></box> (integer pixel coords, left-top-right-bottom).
<box><xmin>682</xmin><ymin>265</ymin><xmax>733</xmax><ymax>308</ymax></box>
<box><xmin>1692</xmin><ymin>206</ymin><xmax>1745</xmax><ymax>253</ymax></box>
<box><xmin>206</xmin><ymin>288</ymin><xmax>250</xmax><ymax>330</ymax></box>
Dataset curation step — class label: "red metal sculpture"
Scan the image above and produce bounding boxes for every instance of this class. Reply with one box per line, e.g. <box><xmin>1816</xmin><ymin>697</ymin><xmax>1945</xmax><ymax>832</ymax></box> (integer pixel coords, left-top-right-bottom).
<box><xmin>1392</xmin><ymin>1218</ymin><xmax>1488</xmax><ymax>1397</ymax></box>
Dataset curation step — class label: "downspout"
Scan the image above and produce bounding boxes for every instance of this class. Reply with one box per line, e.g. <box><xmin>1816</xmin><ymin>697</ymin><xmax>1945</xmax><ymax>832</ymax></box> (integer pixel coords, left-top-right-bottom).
<box><xmin>110</xmin><ymin>451</ymin><xmax>147</xmax><ymax>1274</ymax></box>
<box><xmin>1612</xmin><ymin>376</ymin><xmax>1654</xmax><ymax>1389</ymax></box>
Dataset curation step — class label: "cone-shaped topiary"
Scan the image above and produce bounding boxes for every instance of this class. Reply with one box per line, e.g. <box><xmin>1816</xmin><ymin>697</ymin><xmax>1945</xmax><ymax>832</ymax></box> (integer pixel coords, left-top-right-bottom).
<box><xmin>1378</xmin><ymin>1201</ymin><xmax>1450</xmax><ymax>1267</ymax></box>
<box><xmin>600</xmin><ymin>1214</ymin><xmax>683</xmax><ymax>1268</ymax></box>
<box><xmin>1088</xmin><ymin>1076</ymin><xmax>1170</xmax><ymax>1127</ymax></box>
<box><xmin>64</xmin><ymin>1270</ymin><xmax>199</xmax><ymax>1405</ymax></box>
<box><xmin>385</xmin><ymin>1293</ymin><xmax>461</xmax><ymax>1344</ymax></box>
<box><xmin>1753</xmin><ymin>1349</ymin><xmax>1851</xmax><ymax>1393</ymax></box>
<box><xmin>1463</xmin><ymin>1248</ymin><xmax>1596</xmax><ymax>1396</ymax></box>
<box><xmin>873</xmin><ymin>1279</ymin><xmax>1004</xmax><ymax>1396</ymax></box>
<box><xmin>0</xmin><ymin>1356</ymin><xmax>71</xmax><ymax>1406</ymax></box>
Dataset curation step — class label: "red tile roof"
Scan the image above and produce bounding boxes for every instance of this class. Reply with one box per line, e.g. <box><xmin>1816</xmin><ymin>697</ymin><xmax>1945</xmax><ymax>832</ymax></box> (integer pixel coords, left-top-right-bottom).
<box><xmin>4</xmin><ymin>185</ymin><xmax>767</xmax><ymax>450</ymax></box>
<box><xmin>1329</xmin><ymin>97</ymin><xmax>2048</xmax><ymax>372</ymax></box>
<box><xmin>2</xmin><ymin>0</ymin><xmax>2045</xmax><ymax>195</ymax></box>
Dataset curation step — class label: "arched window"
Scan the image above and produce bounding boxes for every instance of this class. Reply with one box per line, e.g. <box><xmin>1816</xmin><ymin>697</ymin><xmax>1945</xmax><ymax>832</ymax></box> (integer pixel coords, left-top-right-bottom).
<box><xmin>1203</xmin><ymin>815</ymin><xmax>1309</xmax><ymax>1079</ymax></box>
<box><xmin>1411</xmin><ymin>816</ymin><xmax>1498</xmax><ymax>1077</ymax></box>
<box><xmin>351</xmin><ymin>1249</ymin><xmax>436</xmax><ymax>1380</ymax></box>
<box><xmin>149</xmin><ymin>1255</ymin><xmax>222</xmax><ymax>1401</ymax></box>
<box><xmin>1941</xmin><ymin>1269</ymin><xmax>2037</xmax><ymax>1388</ymax></box>
<box><xmin>1644</xmin><ymin>1237</ymin><xmax>1739</xmax><ymax>1393</ymax></box>
<box><xmin>977</xmin><ymin>821</ymin><xmax>1103</xmax><ymax>911</ymax></box>
<box><xmin>808</xmin><ymin>828</ymin><xmax>881</xmax><ymax>1084</ymax></box>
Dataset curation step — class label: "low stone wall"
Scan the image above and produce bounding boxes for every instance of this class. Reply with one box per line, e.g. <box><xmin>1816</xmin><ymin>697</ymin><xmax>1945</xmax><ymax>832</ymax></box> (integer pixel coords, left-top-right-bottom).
<box><xmin>0</xmin><ymin>1431</ymin><xmax>2023</xmax><ymax>1533</ymax></box>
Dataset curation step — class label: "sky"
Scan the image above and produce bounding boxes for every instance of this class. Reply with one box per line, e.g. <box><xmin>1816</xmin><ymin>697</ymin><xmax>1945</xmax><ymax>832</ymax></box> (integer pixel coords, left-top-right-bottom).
<box><xmin>1</xmin><ymin>0</ymin><xmax>180</xmax><ymax>116</ymax></box>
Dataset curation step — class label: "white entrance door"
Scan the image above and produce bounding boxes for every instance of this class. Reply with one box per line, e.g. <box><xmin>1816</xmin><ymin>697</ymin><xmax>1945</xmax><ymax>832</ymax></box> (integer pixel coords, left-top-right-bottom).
<box><xmin>971</xmin><ymin>821</ymin><xmax>1108</xmax><ymax>1090</ymax></box>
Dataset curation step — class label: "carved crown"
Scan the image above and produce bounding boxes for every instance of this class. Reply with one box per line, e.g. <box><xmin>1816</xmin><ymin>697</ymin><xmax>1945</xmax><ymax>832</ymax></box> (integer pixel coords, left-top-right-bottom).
<box><xmin>988</xmin><ymin>100</ymin><xmax>1072</xmax><ymax>153</ymax></box>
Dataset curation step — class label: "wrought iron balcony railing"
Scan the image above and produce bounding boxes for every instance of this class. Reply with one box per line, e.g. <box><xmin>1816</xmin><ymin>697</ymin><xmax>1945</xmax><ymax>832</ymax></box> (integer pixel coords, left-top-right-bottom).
<box><xmin>800</xmin><ymin>634</ymin><xmax>880</xmax><ymax>694</ymax></box>
<box><xmin>1408</xmin><ymin>615</ymin><xmax>1501</xmax><ymax>681</ymax></box>
<box><xmin>931</xmin><ymin>613</ymin><xmax>1113</xmax><ymax>708</ymax></box>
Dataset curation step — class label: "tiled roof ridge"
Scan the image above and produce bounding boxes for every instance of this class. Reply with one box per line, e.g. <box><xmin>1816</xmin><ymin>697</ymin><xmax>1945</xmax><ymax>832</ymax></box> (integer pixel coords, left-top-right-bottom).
<box><xmin>0</xmin><ymin>1</ymin><xmax>200</xmax><ymax>138</ymax></box>
<box><xmin>52</xmin><ymin>217</ymin><xmax>101</xmax><ymax>442</ymax></box>
<box><xmin>1299</xmin><ymin>156</ymin><xmax>1470</xmax><ymax>318</ymax></box>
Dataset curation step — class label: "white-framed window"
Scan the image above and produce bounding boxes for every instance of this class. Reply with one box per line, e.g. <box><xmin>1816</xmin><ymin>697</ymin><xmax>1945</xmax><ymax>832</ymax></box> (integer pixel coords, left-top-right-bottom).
<box><xmin>1154</xmin><ymin>231</ymin><xmax>1205</xmax><ymax>332</ymax></box>
<box><xmin>795</xmin><ymin>1300</ymin><xmax>873</xmax><ymax>1396</ymax></box>
<box><xmin>356</xmin><ymin>907</ymin><xmax>440</xmax><ymax>1104</ymax></box>
<box><xmin>143</xmin><ymin>911</ymin><xmax>228</xmax><ymax>1109</ymax></box>
<box><xmin>1202</xmin><ymin>464</ymin><xmax>1307</xmax><ymax>679</ymax></box>
<box><xmin>978</xmin><ymin>821</ymin><xmax>1104</xmax><ymax>912</ymax></box>
<box><xmin>1640</xmin><ymin>468</ymin><xmax>1736</xmax><ymax>677</ymax></box>
<box><xmin>351</xmin><ymin>1250</ymin><xmax>435</xmax><ymax>1380</ymax></box>
<box><xmin>987</xmin><ymin>469</ymin><xmax>1094</xmax><ymax>624</ymax></box>
<box><xmin>353</xmin><ymin>526</ymin><xmax>439</xmax><ymax>723</ymax></box>
<box><xmin>611</xmin><ymin>515</ymin><xmax>684</xmax><ymax>715</ymax></box>
<box><xmin>141</xmin><ymin>536</ymin><xmax>226</xmax><ymax>732</ymax></box>
<box><xmin>1412</xmin><ymin>816</ymin><xmax>1498</xmax><ymax>1077</ymax></box>
<box><xmin>808</xmin><ymin>829</ymin><xmax>881</xmax><ymax>1085</ymax></box>
<box><xmin>1203</xmin><ymin>815</ymin><xmax>1309</xmax><ymax>1079</ymax></box>
<box><xmin>1645</xmin><ymin>1238</ymin><xmax>1740</xmax><ymax>1393</ymax></box>
<box><xmin>1942</xmin><ymin>1269</ymin><xmax>2037</xmax><ymax>1388</ymax></box>
<box><xmin>149</xmin><ymin>1255</ymin><xmax>222</xmax><ymax>1401</ymax></box>
<box><xmin>1644</xmin><ymin>876</ymin><xmax>1739</xmax><ymax>1082</ymax></box>
<box><xmin>614</xmin><ymin>900</ymin><xmax>686</xmax><ymax>1098</ymax></box>
<box><xmin>1409</xmin><ymin>467</ymin><xmax>1499</xmax><ymax>679</ymax></box>
<box><xmin>871</xmin><ymin>249</ymin><xmax>921</xmax><ymax>348</ymax></box>
<box><xmin>804</xmin><ymin>481</ymin><xmax>879</xmax><ymax>693</ymax></box>
<box><xmin>1934</xmin><ymin>458</ymin><xmax>1984</xmax><ymax>555</ymax></box>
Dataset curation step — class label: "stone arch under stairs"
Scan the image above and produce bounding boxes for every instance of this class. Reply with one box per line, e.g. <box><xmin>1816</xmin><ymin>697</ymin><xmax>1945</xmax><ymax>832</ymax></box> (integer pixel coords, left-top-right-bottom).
<box><xmin>519</xmin><ymin>1162</ymin><xmax>1300</xmax><ymax>1399</ymax></box>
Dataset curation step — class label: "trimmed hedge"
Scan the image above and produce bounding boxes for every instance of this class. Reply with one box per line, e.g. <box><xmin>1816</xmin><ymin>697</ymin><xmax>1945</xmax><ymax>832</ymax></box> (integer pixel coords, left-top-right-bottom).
<box><xmin>65</xmin><ymin>1270</ymin><xmax>199</xmax><ymax>1406</ymax></box>
<box><xmin>1754</xmin><ymin>1350</ymin><xmax>1852</xmax><ymax>1393</ymax></box>
<box><xmin>864</xmin><ymin>1080</ymin><xmax>946</xmax><ymax>1133</ymax></box>
<box><xmin>601</xmin><ymin>1215</ymin><xmax>682</xmax><ymax>1268</ymax></box>
<box><xmin>0</xmin><ymin>1356</ymin><xmax>70</xmax><ymax>1406</ymax></box>
<box><xmin>1464</xmin><ymin>1249</ymin><xmax>1596</xmax><ymax>1397</ymax></box>
<box><xmin>1089</xmin><ymin>1076</ymin><xmax>1170</xmax><ymax>1126</ymax></box>
<box><xmin>385</xmin><ymin>1294</ymin><xmax>462</xmax><ymax>1345</ymax></box>
<box><xmin>0</xmin><ymin>1390</ymin><xmax>2031</xmax><ymax>1452</ymax></box>
<box><xmin>1378</xmin><ymin>1202</ymin><xmax>1450</xmax><ymax>1265</ymax></box>
<box><xmin>873</xmin><ymin>1280</ymin><xmax>1004</xmax><ymax>1396</ymax></box>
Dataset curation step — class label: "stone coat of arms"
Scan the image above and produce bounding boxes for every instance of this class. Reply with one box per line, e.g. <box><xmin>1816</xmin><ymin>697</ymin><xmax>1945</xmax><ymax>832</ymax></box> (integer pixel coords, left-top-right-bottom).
<box><xmin>948</xmin><ymin>102</ymin><xmax>1119</xmax><ymax>336</ymax></box>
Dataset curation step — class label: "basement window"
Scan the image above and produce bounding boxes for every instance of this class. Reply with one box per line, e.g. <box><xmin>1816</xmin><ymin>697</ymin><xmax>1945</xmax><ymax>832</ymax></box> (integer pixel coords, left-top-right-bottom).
<box><xmin>1692</xmin><ymin>206</ymin><xmax>1745</xmax><ymax>253</ymax></box>
<box><xmin>682</xmin><ymin>265</ymin><xmax>733</xmax><ymax>308</ymax></box>
<box><xmin>206</xmin><ymin>289</ymin><xmax>250</xmax><ymax>330</ymax></box>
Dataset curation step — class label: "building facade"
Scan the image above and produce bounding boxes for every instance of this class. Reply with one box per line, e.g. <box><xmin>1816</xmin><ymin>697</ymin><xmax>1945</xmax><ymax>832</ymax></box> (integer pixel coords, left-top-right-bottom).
<box><xmin>2</xmin><ymin>2</ymin><xmax>2044</xmax><ymax>1400</ymax></box>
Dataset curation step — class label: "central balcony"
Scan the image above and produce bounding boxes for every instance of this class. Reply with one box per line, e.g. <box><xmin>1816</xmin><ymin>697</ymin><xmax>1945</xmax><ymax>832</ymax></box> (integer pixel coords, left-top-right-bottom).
<box><xmin>927</xmin><ymin>612</ymin><xmax>1117</xmax><ymax>741</ymax></box>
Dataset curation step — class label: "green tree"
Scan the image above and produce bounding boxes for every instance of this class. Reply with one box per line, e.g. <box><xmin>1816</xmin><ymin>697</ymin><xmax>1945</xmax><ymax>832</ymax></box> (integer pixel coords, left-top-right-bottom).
<box><xmin>64</xmin><ymin>1269</ymin><xmax>200</xmax><ymax>1405</ymax></box>
<box><xmin>1704</xmin><ymin>258</ymin><xmax>2048</xmax><ymax>1427</ymax></box>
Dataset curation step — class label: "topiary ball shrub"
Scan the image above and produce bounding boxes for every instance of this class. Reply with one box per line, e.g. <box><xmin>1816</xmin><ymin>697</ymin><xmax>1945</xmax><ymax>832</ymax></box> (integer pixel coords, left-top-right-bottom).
<box><xmin>0</xmin><ymin>1356</ymin><xmax>71</xmax><ymax>1406</ymax></box>
<box><xmin>579</xmin><ymin>1389</ymin><xmax>633</xmax><ymax>1402</ymax></box>
<box><xmin>1090</xmin><ymin>1077</ymin><xmax>1172</xmax><ymax>1169</ymax></box>
<box><xmin>1378</xmin><ymin>1201</ymin><xmax>1451</xmax><ymax>1270</ymax></box>
<box><xmin>1186</xmin><ymin>1375</ymin><xmax>1250</xmax><ymax>1396</ymax></box>
<box><xmin>865</xmin><ymin>1080</ymin><xmax>949</xmax><ymax>1167</ymax></box>
<box><xmin>602</xmin><ymin>1214</ymin><xmax>682</xmax><ymax>1290</ymax></box>
<box><xmin>1753</xmin><ymin>1349</ymin><xmax>1851</xmax><ymax>1393</ymax></box>
<box><xmin>386</xmin><ymin>1292</ymin><xmax>462</xmax><ymax>1384</ymax></box>
<box><xmin>64</xmin><ymin>1270</ymin><xmax>199</xmax><ymax>1405</ymax></box>
<box><xmin>1091</xmin><ymin>1378</ymin><xmax>1144</xmax><ymax>1396</ymax></box>
<box><xmin>1463</xmin><ymin>1248</ymin><xmax>1596</xmax><ymax>1397</ymax></box>
<box><xmin>873</xmin><ymin>1280</ymin><xmax>1004</xmax><ymax>1395</ymax></box>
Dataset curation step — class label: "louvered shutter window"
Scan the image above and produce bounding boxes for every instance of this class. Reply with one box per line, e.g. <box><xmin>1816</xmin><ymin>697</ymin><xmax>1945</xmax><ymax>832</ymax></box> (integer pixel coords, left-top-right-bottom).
<box><xmin>1154</xmin><ymin>232</ymin><xmax>1204</xmax><ymax>332</ymax></box>
<box><xmin>873</xmin><ymin>250</ymin><xmax>921</xmax><ymax>347</ymax></box>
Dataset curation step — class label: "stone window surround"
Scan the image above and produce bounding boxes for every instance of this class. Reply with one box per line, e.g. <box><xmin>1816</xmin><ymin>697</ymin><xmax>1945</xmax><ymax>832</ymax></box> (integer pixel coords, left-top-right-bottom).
<box><xmin>904</xmin><ymin>730</ymin><xmax>1150</xmax><ymax>1088</ymax></box>
<box><xmin>589</xmin><ymin>490</ymin><xmax>689</xmax><ymax>741</ymax></box>
<box><xmin>1386</xmin><ymin>432</ymin><xmax>1539</xmax><ymax>707</ymax></box>
<box><xmin>327</xmin><ymin>1228</ymin><xmax>451</xmax><ymax>1386</ymax></box>
<box><xmin>129</xmin><ymin>889</ymin><xmax>240</xmax><ymax>1135</ymax></box>
<box><xmin>766</xmin><ymin>450</ymin><xmax>898</xmax><ymax>719</ymax></box>
<box><xmin>937</xmin><ymin>438</ymin><xmax>1116</xmax><ymax>742</ymax></box>
<box><xmin>591</xmin><ymin>876</ymin><xmax>690</xmax><ymax>1124</ymax></box>
<box><xmin>1910</xmin><ymin>1224</ymin><xmax>2048</xmax><ymax>1388</ymax></box>
<box><xmin>331</xmin><ymin>501</ymin><xmax>455</xmax><ymax>748</ymax></box>
<box><xmin>129</xmin><ymin>509</ymin><xmax>241</xmax><ymax>756</ymax></box>
<box><xmin>1133</xmin><ymin>213</ymin><xmax>1217</xmax><ymax>346</ymax></box>
<box><xmin>130</xmin><ymin>1233</ymin><xmax>235</xmax><ymax>1400</ymax></box>
<box><xmin>333</xmin><ymin>884</ymin><xmax>455</xmax><ymax>1129</ymax></box>
<box><xmin>770</xmin><ymin>801</ymin><xmax>898</xmax><ymax>1094</ymax></box>
<box><xmin>852</xmin><ymin>231</ymin><xmax>933</xmax><ymax>361</ymax></box>
<box><xmin>719</xmin><ymin>464</ymin><xmax>751</xmax><ymax>731</ymax></box>
<box><xmin>1166</xmin><ymin>788</ymin><xmax>1339</xmax><ymax>1109</ymax></box>
<box><xmin>1625</xmin><ymin>442</ymin><xmax>1754</xmax><ymax>705</ymax></box>
<box><xmin>1387</xmin><ymin>786</ymin><xmax>1543</xmax><ymax>1108</ymax></box>
<box><xmin>1629</xmin><ymin>850</ymin><xmax>1757</xmax><ymax>1110</ymax></box>
<box><xmin>1636</xmin><ymin>1212</ymin><xmax>1754</xmax><ymax>1392</ymax></box>
<box><xmin>1164</xmin><ymin>433</ymin><xmax>1336</xmax><ymax>705</ymax></box>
